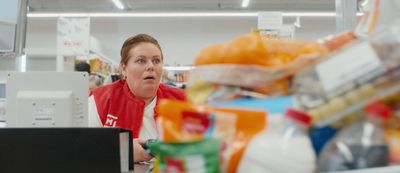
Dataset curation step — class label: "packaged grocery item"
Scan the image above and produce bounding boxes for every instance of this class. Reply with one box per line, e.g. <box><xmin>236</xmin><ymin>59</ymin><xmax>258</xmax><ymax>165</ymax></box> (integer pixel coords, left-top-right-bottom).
<box><xmin>223</xmin><ymin>33</ymin><xmax>270</xmax><ymax>66</ymax></box>
<box><xmin>194</xmin><ymin>33</ymin><xmax>270</xmax><ymax>66</ymax></box>
<box><xmin>194</xmin><ymin>43</ymin><xmax>226</xmax><ymax>66</ymax></box>
<box><xmin>378</xmin><ymin>99</ymin><xmax>400</xmax><ymax>164</ymax></box>
<box><xmin>356</xmin><ymin>0</ymin><xmax>400</xmax><ymax>37</ymax></box>
<box><xmin>261</xmin><ymin>40</ymin><xmax>327</xmax><ymax>67</ymax></box>
<box><xmin>211</xmin><ymin>95</ymin><xmax>294</xmax><ymax>116</ymax></box>
<box><xmin>149</xmin><ymin>139</ymin><xmax>221</xmax><ymax>173</ymax></box>
<box><xmin>189</xmin><ymin>33</ymin><xmax>327</xmax><ymax>97</ymax></box>
<box><xmin>186</xmin><ymin>80</ymin><xmax>243</xmax><ymax>105</ymax></box>
<box><xmin>237</xmin><ymin>108</ymin><xmax>316</xmax><ymax>173</ymax></box>
<box><xmin>309</xmin><ymin>126</ymin><xmax>337</xmax><ymax>156</ymax></box>
<box><xmin>294</xmin><ymin>40</ymin><xmax>385</xmax><ymax>108</ymax></box>
<box><xmin>354</xmin><ymin>0</ymin><xmax>380</xmax><ymax>36</ymax></box>
<box><xmin>188</xmin><ymin>56</ymin><xmax>321</xmax><ymax>98</ymax></box>
<box><xmin>318</xmin><ymin>103</ymin><xmax>391</xmax><ymax>172</ymax></box>
<box><xmin>385</xmin><ymin>130</ymin><xmax>400</xmax><ymax>164</ymax></box>
<box><xmin>320</xmin><ymin>31</ymin><xmax>358</xmax><ymax>52</ymax></box>
<box><xmin>294</xmin><ymin>23</ymin><xmax>400</xmax><ymax>127</ymax></box>
<box><xmin>295</xmin><ymin>24</ymin><xmax>400</xmax><ymax>107</ymax></box>
<box><xmin>157</xmin><ymin>99</ymin><xmax>267</xmax><ymax>173</ymax></box>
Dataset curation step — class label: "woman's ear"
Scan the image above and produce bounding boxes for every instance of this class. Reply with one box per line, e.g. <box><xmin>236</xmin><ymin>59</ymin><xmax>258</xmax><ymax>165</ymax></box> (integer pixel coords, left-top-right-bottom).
<box><xmin>120</xmin><ymin>64</ymin><xmax>127</xmax><ymax>79</ymax></box>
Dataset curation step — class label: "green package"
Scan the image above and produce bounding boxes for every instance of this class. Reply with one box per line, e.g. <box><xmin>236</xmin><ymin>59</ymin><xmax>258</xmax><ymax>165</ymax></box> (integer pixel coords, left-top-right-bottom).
<box><xmin>149</xmin><ymin>139</ymin><xmax>221</xmax><ymax>173</ymax></box>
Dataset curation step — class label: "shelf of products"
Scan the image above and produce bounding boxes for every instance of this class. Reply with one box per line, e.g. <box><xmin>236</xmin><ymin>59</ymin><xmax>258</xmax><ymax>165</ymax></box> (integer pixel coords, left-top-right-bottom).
<box><xmin>162</xmin><ymin>66</ymin><xmax>192</xmax><ymax>88</ymax></box>
<box><xmin>75</xmin><ymin>54</ymin><xmax>120</xmax><ymax>89</ymax></box>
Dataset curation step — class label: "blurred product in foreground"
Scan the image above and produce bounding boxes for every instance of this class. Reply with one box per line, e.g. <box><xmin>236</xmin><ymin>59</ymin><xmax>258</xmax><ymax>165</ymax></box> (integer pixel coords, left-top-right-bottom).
<box><xmin>238</xmin><ymin>108</ymin><xmax>316</xmax><ymax>173</ymax></box>
<box><xmin>318</xmin><ymin>103</ymin><xmax>391</xmax><ymax>171</ymax></box>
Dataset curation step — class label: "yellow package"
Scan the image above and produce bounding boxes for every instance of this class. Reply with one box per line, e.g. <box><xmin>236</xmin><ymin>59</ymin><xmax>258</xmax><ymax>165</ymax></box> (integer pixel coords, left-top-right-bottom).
<box><xmin>157</xmin><ymin>99</ymin><xmax>267</xmax><ymax>173</ymax></box>
<box><xmin>385</xmin><ymin>130</ymin><xmax>400</xmax><ymax>164</ymax></box>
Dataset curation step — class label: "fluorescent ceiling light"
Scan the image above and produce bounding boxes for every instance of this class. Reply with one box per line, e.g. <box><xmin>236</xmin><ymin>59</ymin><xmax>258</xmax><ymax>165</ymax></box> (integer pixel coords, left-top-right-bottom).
<box><xmin>20</xmin><ymin>54</ymin><xmax>26</xmax><ymax>72</ymax></box>
<box><xmin>242</xmin><ymin>0</ymin><xmax>250</xmax><ymax>8</ymax></box>
<box><xmin>27</xmin><ymin>12</ymin><xmax>365</xmax><ymax>18</ymax></box>
<box><xmin>112</xmin><ymin>0</ymin><xmax>124</xmax><ymax>10</ymax></box>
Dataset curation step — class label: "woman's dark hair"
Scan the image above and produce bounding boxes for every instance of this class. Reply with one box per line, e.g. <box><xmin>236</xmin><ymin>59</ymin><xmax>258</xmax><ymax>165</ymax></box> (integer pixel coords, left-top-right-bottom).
<box><xmin>75</xmin><ymin>61</ymin><xmax>91</xmax><ymax>74</ymax></box>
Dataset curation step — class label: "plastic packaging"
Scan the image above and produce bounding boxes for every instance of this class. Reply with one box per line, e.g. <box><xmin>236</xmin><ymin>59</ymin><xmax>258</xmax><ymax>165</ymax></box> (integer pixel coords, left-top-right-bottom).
<box><xmin>355</xmin><ymin>0</ymin><xmax>400</xmax><ymax>37</ymax></box>
<box><xmin>189</xmin><ymin>33</ymin><xmax>327</xmax><ymax>97</ymax></box>
<box><xmin>318</xmin><ymin>103</ymin><xmax>391</xmax><ymax>172</ymax></box>
<box><xmin>188</xmin><ymin>58</ymin><xmax>319</xmax><ymax>95</ymax></box>
<box><xmin>320</xmin><ymin>31</ymin><xmax>358</xmax><ymax>52</ymax></box>
<box><xmin>237</xmin><ymin>108</ymin><xmax>316</xmax><ymax>173</ymax></box>
<box><xmin>149</xmin><ymin>139</ymin><xmax>221</xmax><ymax>173</ymax></box>
<box><xmin>194</xmin><ymin>33</ymin><xmax>326</xmax><ymax>67</ymax></box>
<box><xmin>294</xmin><ymin>23</ymin><xmax>400</xmax><ymax>127</ymax></box>
<box><xmin>381</xmin><ymin>98</ymin><xmax>400</xmax><ymax>164</ymax></box>
<box><xmin>309</xmin><ymin>126</ymin><xmax>337</xmax><ymax>156</ymax></box>
<box><xmin>294</xmin><ymin>40</ymin><xmax>385</xmax><ymax>109</ymax></box>
<box><xmin>296</xmin><ymin>26</ymin><xmax>400</xmax><ymax>107</ymax></box>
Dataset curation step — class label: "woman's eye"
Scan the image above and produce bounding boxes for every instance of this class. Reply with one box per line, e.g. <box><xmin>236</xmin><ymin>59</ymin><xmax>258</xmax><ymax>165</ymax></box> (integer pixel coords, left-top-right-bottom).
<box><xmin>153</xmin><ymin>59</ymin><xmax>161</xmax><ymax>64</ymax></box>
<box><xmin>136</xmin><ymin>59</ymin><xmax>146</xmax><ymax>64</ymax></box>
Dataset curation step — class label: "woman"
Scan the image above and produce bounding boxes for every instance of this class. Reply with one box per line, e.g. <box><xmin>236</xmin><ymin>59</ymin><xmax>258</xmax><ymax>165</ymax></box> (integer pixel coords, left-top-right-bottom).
<box><xmin>88</xmin><ymin>34</ymin><xmax>185</xmax><ymax>162</ymax></box>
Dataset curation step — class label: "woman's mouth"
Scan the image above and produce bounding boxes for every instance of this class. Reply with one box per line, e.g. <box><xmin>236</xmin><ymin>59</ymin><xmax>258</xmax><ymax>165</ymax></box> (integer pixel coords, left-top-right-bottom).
<box><xmin>144</xmin><ymin>76</ymin><xmax>156</xmax><ymax>80</ymax></box>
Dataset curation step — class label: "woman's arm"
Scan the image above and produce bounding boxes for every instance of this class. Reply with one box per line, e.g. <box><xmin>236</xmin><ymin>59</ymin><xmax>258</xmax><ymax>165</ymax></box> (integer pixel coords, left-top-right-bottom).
<box><xmin>88</xmin><ymin>95</ymin><xmax>103</xmax><ymax>127</ymax></box>
<box><xmin>89</xmin><ymin>96</ymin><xmax>152</xmax><ymax>162</ymax></box>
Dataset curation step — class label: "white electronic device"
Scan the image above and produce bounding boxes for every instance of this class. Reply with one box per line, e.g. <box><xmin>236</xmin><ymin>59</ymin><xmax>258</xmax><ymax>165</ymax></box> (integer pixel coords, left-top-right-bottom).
<box><xmin>0</xmin><ymin>82</ymin><xmax>5</xmax><ymax>123</ymax></box>
<box><xmin>6</xmin><ymin>71</ymin><xmax>88</xmax><ymax>127</ymax></box>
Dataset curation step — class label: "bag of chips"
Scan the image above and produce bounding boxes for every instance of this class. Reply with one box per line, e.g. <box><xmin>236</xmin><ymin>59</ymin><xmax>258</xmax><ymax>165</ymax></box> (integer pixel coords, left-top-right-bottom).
<box><xmin>157</xmin><ymin>99</ymin><xmax>267</xmax><ymax>172</ymax></box>
<box><xmin>150</xmin><ymin>139</ymin><xmax>221</xmax><ymax>173</ymax></box>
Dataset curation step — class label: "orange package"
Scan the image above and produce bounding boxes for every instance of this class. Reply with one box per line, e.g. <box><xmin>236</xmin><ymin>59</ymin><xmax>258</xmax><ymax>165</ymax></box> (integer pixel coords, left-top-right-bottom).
<box><xmin>157</xmin><ymin>99</ymin><xmax>267</xmax><ymax>173</ymax></box>
<box><xmin>320</xmin><ymin>31</ymin><xmax>358</xmax><ymax>52</ymax></box>
<box><xmin>194</xmin><ymin>33</ymin><xmax>327</xmax><ymax>68</ymax></box>
<box><xmin>194</xmin><ymin>33</ymin><xmax>270</xmax><ymax>67</ymax></box>
<box><xmin>194</xmin><ymin>43</ymin><xmax>226</xmax><ymax>65</ymax></box>
<box><xmin>223</xmin><ymin>33</ymin><xmax>270</xmax><ymax>66</ymax></box>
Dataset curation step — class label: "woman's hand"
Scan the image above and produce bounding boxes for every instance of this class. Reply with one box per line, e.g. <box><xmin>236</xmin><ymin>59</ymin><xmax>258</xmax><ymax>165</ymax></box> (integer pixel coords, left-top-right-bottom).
<box><xmin>133</xmin><ymin>139</ymin><xmax>153</xmax><ymax>163</ymax></box>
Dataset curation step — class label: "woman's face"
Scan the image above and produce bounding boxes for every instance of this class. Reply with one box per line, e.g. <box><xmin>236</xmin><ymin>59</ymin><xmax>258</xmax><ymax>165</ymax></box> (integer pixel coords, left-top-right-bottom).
<box><xmin>121</xmin><ymin>42</ymin><xmax>163</xmax><ymax>100</ymax></box>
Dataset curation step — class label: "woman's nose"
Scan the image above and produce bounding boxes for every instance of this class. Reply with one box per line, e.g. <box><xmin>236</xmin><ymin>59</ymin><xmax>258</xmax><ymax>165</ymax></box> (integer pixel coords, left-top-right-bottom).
<box><xmin>146</xmin><ymin>62</ymin><xmax>155</xmax><ymax>71</ymax></box>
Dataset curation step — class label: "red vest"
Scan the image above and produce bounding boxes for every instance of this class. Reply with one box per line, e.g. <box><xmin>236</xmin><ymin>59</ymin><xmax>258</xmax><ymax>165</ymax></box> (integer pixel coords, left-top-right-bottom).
<box><xmin>90</xmin><ymin>80</ymin><xmax>185</xmax><ymax>138</ymax></box>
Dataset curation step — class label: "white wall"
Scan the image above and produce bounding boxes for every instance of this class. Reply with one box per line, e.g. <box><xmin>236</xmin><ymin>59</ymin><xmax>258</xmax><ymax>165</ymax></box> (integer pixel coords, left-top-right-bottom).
<box><xmin>0</xmin><ymin>56</ymin><xmax>16</xmax><ymax>82</ymax></box>
<box><xmin>23</xmin><ymin>16</ymin><xmax>335</xmax><ymax>69</ymax></box>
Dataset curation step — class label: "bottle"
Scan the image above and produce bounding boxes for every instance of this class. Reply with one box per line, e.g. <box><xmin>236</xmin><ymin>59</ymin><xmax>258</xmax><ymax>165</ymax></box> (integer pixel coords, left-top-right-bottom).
<box><xmin>381</xmin><ymin>101</ymin><xmax>400</xmax><ymax>164</ymax></box>
<box><xmin>318</xmin><ymin>103</ymin><xmax>391</xmax><ymax>171</ymax></box>
<box><xmin>237</xmin><ymin>108</ymin><xmax>316</xmax><ymax>173</ymax></box>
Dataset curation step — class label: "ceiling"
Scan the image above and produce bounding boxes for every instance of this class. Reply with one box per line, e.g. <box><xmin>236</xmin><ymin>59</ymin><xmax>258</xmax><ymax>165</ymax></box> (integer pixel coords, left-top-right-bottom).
<box><xmin>28</xmin><ymin>0</ymin><xmax>335</xmax><ymax>12</ymax></box>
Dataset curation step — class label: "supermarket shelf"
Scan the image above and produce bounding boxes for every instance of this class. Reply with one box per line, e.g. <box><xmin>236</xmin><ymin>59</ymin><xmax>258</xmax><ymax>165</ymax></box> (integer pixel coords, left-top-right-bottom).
<box><xmin>314</xmin><ymin>81</ymin><xmax>400</xmax><ymax>127</ymax></box>
<box><xmin>327</xmin><ymin>165</ymin><xmax>400</xmax><ymax>173</ymax></box>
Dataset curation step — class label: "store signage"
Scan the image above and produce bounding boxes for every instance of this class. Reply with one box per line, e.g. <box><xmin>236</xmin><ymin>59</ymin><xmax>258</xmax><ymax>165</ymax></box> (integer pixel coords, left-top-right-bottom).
<box><xmin>258</xmin><ymin>12</ymin><xmax>283</xmax><ymax>30</ymax></box>
<box><xmin>57</xmin><ymin>17</ymin><xmax>90</xmax><ymax>56</ymax></box>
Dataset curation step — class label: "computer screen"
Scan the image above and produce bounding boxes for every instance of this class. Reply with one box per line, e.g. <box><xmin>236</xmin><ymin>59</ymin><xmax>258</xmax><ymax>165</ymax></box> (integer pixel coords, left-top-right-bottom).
<box><xmin>6</xmin><ymin>72</ymin><xmax>88</xmax><ymax>127</ymax></box>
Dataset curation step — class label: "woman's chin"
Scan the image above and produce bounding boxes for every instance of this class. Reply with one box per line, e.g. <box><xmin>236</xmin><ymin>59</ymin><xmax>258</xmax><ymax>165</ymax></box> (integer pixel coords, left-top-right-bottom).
<box><xmin>138</xmin><ymin>84</ymin><xmax>158</xmax><ymax>95</ymax></box>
